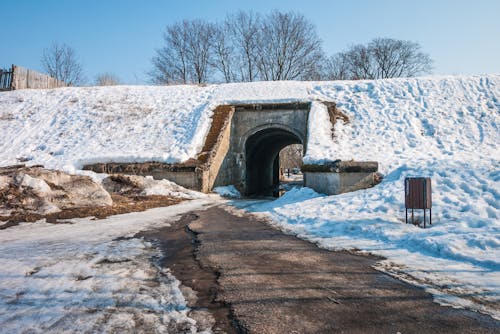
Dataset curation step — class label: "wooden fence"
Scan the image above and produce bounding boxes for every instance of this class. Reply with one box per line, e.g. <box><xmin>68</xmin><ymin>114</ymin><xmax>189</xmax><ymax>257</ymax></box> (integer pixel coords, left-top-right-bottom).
<box><xmin>0</xmin><ymin>65</ymin><xmax>67</xmax><ymax>91</ymax></box>
<box><xmin>0</xmin><ymin>67</ymin><xmax>13</xmax><ymax>91</ymax></box>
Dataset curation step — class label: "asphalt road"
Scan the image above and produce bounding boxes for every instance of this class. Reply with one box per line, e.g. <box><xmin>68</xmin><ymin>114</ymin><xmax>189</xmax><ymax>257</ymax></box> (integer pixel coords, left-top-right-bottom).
<box><xmin>142</xmin><ymin>205</ymin><xmax>499</xmax><ymax>334</ymax></box>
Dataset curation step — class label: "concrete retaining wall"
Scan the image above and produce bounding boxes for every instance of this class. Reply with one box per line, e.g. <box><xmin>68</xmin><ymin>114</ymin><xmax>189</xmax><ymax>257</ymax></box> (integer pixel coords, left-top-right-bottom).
<box><xmin>197</xmin><ymin>106</ymin><xmax>235</xmax><ymax>192</ymax></box>
<box><xmin>303</xmin><ymin>161</ymin><xmax>379</xmax><ymax>195</ymax></box>
<box><xmin>82</xmin><ymin>162</ymin><xmax>199</xmax><ymax>190</ymax></box>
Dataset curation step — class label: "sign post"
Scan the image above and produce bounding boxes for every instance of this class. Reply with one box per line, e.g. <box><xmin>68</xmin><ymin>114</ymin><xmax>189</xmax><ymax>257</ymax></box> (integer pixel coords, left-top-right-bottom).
<box><xmin>405</xmin><ymin>177</ymin><xmax>432</xmax><ymax>228</ymax></box>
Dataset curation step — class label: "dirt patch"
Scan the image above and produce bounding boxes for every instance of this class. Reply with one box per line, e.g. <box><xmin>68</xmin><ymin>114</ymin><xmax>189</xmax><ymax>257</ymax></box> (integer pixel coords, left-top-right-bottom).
<box><xmin>0</xmin><ymin>194</ymin><xmax>182</xmax><ymax>228</ymax></box>
<box><xmin>0</xmin><ymin>165</ymin><xmax>192</xmax><ymax>229</ymax></box>
<box><xmin>323</xmin><ymin>101</ymin><xmax>350</xmax><ymax>130</ymax></box>
<box><xmin>0</xmin><ymin>165</ymin><xmax>112</xmax><ymax>216</ymax></box>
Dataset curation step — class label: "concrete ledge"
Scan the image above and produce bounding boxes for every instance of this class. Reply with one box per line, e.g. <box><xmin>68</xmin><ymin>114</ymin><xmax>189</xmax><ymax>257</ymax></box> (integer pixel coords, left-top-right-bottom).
<box><xmin>83</xmin><ymin>161</ymin><xmax>198</xmax><ymax>173</ymax></box>
<box><xmin>302</xmin><ymin>160</ymin><xmax>378</xmax><ymax>173</ymax></box>
<box><xmin>303</xmin><ymin>161</ymin><xmax>380</xmax><ymax>195</ymax></box>
<box><xmin>234</xmin><ymin>102</ymin><xmax>311</xmax><ymax>111</ymax></box>
<box><xmin>82</xmin><ymin>161</ymin><xmax>200</xmax><ymax>190</ymax></box>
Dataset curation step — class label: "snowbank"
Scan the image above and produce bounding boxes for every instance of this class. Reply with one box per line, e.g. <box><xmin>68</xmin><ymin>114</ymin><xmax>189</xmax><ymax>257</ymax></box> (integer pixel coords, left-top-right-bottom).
<box><xmin>306</xmin><ymin>75</ymin><xmax>499</xmax><ymax>171</ymax></box>
<box><xmin>0</xmin><ymin>166</ymin><xmax>112</xmax><ymax>216</ymax></box>
<box><xmin>0</xmin><ymin>85</ymin><xmax>218</xmax><ymax>172</ymax></box>
<box><xmin>102</xmin><ymin>174</ymin><xmax>204</xmax><ymax>199</ymax></box>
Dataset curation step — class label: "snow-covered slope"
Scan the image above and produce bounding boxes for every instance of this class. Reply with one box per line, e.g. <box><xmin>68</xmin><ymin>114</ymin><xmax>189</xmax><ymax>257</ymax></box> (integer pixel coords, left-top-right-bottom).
<box><xmin>0</xmin><ymin>76</ymin><xmax>498</xmax><ymax>174</ymax></box>
<box><xmin>0</xmin><ymin>81</ymin><xmax>313</xmax><ymax>172</ymax></box>
<box><xmin>305</xmin><ymin>75</ymin><xmax>499</xmax><ymax>172</ymax></box>
<box><xmin>0</xmin><ymin>85</ymin><xmax>216</xmax><ymax>172</ymax></box>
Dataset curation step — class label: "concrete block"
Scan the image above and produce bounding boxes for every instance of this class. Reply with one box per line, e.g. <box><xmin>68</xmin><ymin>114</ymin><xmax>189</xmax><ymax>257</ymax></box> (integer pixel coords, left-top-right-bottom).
<box><xmin>303</xmin><ymin>161</ymin><xmax>379</xmax><ymax>195</ymax></box>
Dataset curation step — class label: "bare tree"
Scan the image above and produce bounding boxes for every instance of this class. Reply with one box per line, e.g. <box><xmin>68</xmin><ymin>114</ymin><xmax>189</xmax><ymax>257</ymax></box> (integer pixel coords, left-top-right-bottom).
<box><xmin>325</xmin><ymin>38</ymin><xmax>433</xmax><ymax>80</ymax></box>
<box><xmin>345</xmin><ymin>44</ymin><xmax>376</xmax><ymax>79</ymax></box>
<box><xmin>213</xmin><ymin>22</ymin><xmax>236</xmax><ymax>83</ymax></box>
<box><xmin>187</xmin><ymin>20</ymin><xmax>216</xmax><ymax>84</ymax></box>
<box><xmin>151</xmin><ymin>10</ymin><xmax>333</xmax><ymax>83</ymax></box>
<box><xmin>324</xmin><ymin>53</ymin><xmax>351</xmax><ymax>80</ymax></box>
<box><xmin>279</xmin><ymin>144</ymin><xmax>303</xmax><ymax>177</ymax></box>
<box><xmin>41</xmin><ymin>42</ymin><xmax>84</xmax><ymax>86</ymax></box>
<box><xmin>369</xmin><ymin>38</ymin><xmax>432</xmax><ymax>78</ymax></box>
<box><xmin>256</xmin><ymin>11</ymin><xmax>324</xmax><ymax>81</ymax></box>
<box><xmin>95</xmin><ymin>73</ymin><xmax>120</xmax><ymax>86</ymax></box>
<box><xmin>225</xmin><ymin>11</ymin><xmax>262</xmax><ymax>82</ymax></box>
<box><xmin>151</xmin><ymin>20</ymin><xmax>215</xmax><ymax>84</ymax></box>
<box><xmin>151</xmin><ymin>21</ymin><xmax>190</xmax><ymax>84</ymax></box>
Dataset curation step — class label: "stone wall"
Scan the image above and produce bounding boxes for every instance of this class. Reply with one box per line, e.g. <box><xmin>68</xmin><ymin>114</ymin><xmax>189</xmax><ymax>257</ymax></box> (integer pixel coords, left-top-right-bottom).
<box><xmin>196</xmin><ymin>105</ymin><xmax>235</xmax><ymax>192</ymax></box>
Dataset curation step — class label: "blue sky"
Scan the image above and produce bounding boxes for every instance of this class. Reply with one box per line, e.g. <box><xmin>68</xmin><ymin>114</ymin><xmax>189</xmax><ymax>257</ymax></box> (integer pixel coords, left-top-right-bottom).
<box><xmin>1</xmin><ymin>0</ymin><xmax>499</xmax><ymax>84</ymax></box>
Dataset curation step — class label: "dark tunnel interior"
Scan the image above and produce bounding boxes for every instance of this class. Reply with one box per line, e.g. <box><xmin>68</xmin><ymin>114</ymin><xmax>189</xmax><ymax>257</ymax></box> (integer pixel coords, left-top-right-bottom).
<box><xmin>245</xmin><ymin>128</ymin><xmax>302</xmax><ymax>197</ymax></box>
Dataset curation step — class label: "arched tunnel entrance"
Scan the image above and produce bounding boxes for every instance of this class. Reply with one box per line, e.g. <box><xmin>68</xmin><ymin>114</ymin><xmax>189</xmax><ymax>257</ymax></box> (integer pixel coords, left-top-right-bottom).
<box><xmin>245</xmin><ymin>127</ymin><xmax>303</xmax><ymax>197</ymax></box>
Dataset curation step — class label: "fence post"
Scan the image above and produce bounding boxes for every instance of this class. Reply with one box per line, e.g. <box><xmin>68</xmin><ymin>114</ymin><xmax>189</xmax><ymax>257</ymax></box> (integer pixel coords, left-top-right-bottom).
<box><xmin>12</xmin><ymin>64</ymin><xmax>17</xmax><ymax>90</ymax></box>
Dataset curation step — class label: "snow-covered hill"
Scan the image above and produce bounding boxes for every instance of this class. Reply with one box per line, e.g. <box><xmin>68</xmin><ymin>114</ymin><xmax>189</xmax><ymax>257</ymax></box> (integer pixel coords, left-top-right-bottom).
<box><xmin>1</xmin><ymin>75</ymin><xmax>499</xmax><ymax>318</ymax></box>
<box><xmin>1</xmin><ymin>75</ymin><xmax>497</xmax><ymax>174</ymax></box>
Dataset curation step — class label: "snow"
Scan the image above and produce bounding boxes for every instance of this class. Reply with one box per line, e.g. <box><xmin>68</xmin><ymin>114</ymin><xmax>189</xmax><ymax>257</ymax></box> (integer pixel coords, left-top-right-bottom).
<box><xmin>0</xmin><ymin>85</ymin><xmax>218</xmax><ymax>172</ymax></box>
<box><xmin>303</xmin><ymin>101</ymin><xmax>336</xmax><ymax>163</ymax></box>
<box><xmin>0</xmin><ymin>81</ymin><xmax>314</xmax><ymax>172</ymax></box>
<box><xmin>0</xmin><ymin>198</ymin><xmax>217</xmax><ymax>333</ymax></box>
<box><xmin>17</xmin><ymin>173</ymin><xmax>52</xmax><ymax>196</ymax></box>
<box><xmin>0</xmin><ymin>74</ymin><xmax>499</xmax><ymax>319</ymax></box>
<box><xmin>305</xmin><ymin>76</ymin><xmax>499</xmax><ymax>171</ymax></box>
<box><xmin>1</xmin><ymin>76</ymin><xmax>497</xmax><ymax>174</ymax></box>
<box><xmin>213</xmin><ymin>185</ymin><xmax>241</xmax><ymax>198</ymax></box>
<box><xmin>115</xmin><ymin>175</ymin><xmax>204</xmax><ymax>199</ymax></box>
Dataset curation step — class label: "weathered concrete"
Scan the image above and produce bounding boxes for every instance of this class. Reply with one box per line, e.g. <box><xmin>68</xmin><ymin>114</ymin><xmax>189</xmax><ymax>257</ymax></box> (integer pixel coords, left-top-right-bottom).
<box><xmin>83</xmin><ymin>161</ymin><xmax>199</xmax><ymax>190</ymax></box>
<box><xmin>213</xmin><ymin>103</ymin><xmax>309</xmax><ymax>195</ymax></box>
<box><xmin>303</xmin><ymin>161</ymin><xmax>380</xmax><ymax>195</ymax></box>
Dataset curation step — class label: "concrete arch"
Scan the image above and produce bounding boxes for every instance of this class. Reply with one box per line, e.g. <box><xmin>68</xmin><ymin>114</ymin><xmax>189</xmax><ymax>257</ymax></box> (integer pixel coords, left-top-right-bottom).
<box><xmin>245</xmin><ymin>126</ymin><xmax>303</xmax><ymax>196</ymax></box>
<box><xmin>240</xmin><ymin>123</ymin><xmax>306</xmax><ymax>148</ymax></box>
<box><xmin>211</xmin><ymin>103</ymin><xmax>310</xmax><ymax>195</ymax></box>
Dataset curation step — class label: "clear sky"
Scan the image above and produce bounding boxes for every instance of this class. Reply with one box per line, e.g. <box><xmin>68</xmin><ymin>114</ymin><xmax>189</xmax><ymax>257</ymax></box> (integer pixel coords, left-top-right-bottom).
<box><xmin>1</xmin><ymin>0</ymin><xmax>499</xmax><ymax>84</ymax></box>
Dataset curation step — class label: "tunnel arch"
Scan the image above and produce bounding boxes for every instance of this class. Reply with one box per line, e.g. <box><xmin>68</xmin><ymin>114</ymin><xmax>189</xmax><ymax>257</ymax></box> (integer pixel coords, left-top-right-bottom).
<box><xmin>244</xmin><ymin>126</ymin><xmax>303</xmax><ymax>196</ymax></box>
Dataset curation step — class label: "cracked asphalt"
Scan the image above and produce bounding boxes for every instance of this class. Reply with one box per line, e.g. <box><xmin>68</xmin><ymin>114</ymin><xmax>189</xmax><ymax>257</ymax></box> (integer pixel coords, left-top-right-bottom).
<box><xmin>143</xmin><ymin>205</ymin><xmax>499</xmax><ymax>334</ymax></box>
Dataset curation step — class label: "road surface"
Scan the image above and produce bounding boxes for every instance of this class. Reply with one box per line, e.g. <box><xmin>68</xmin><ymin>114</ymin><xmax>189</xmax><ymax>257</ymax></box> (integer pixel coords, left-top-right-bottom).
<box><xmin>141</xmin><ymin>205</ymin><xmax>499</xmax><ymax>333</ymax></box>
